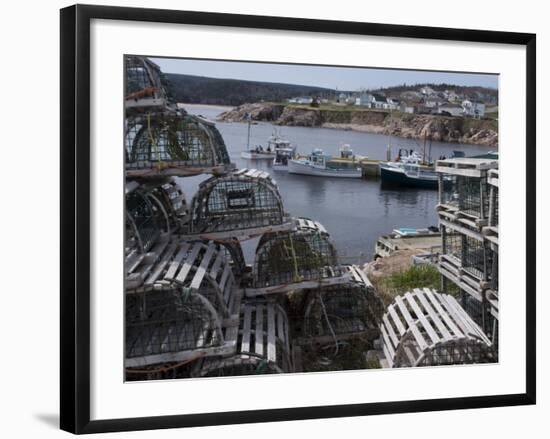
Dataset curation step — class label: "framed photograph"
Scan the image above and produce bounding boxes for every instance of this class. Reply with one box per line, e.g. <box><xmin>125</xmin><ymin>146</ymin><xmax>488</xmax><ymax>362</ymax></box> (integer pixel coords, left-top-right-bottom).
<box><xmin>60</xmin><ymin>4</ymin><xmax>536</xmax><ymax>434</ymax></box>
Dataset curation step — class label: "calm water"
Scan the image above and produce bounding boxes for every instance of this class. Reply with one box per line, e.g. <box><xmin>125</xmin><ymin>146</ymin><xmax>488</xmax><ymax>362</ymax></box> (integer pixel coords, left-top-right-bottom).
<box><xmin>178</xmin><ymin>105</ymin><xmax>493</xmax><ymax>264</ymax></box>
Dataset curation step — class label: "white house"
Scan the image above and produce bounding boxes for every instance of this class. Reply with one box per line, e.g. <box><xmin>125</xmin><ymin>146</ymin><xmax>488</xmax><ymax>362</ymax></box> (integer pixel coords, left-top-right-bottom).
<box><xmin>355</xmin><ymin>93</ymin><xmax>374</xmax><ymax>107</ymax></box>
<box><xmin>462</xmin><ymin>99</ymin><xmax>486</xmax><ymax>118</ymax></box>
<box><xmin>384</xmin><ymin>97</ymin><xmax>401</xmax><ymax>110</ymax></box>
<box><xmin>371</xmin><ymin>94</ymin><xmax>387</xmax><ymax>109</ymax></box>
<box><xmin>288</xmin><ymin>96</ymin><xmax>313</xmax><ymax>105</ymax></box>
<box><xmin>438</xmin><ymin>103</ymin><xmax>464</xmax><ymax>117</ymax></box>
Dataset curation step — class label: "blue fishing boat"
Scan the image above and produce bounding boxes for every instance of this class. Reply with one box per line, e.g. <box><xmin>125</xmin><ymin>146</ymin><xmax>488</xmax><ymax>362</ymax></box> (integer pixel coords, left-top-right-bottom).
<box><xmin>379</xmin><ymin>149</ymin><xmax>438</xmax><ymax>189</ymax></box>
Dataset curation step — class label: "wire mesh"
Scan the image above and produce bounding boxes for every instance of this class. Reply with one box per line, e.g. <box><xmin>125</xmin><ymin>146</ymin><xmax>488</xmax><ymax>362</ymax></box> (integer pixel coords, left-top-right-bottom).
<box><xmin>441</xmin><ymin>175</ymin><xmax>489</xmax><ymax>218</ymax></box>
<box><xmin>190</xmin><ymin>171</ymin><xmax>286</xmax><ymax>234</ymax></box>
<box><xmin>253</xmin><ymin>222</ymin><xmax>339</xmax><ymax>288</ymax></box>
<box><xmin>125</xmin><ymin>111</ymin><xmax>231</xmax><ymax>170</ymax></box>
<box><xmin>295</xmin><ymin>283</ymin><xmax>383</xmax><ymax>340</ymax></box>
<box><xmin>125</xmin><ymin>56</ymin><xmax>166</xmax><ymax>103</ymax></box>
<box><xmin>126</xmin><ymin>189</ymin><xmax>162</xmax><ymax>252</ymax></box>
<box><xmin>125</xmin><ymin>287</ymin><xmax>224</xmax><ymax>366</ymax></box>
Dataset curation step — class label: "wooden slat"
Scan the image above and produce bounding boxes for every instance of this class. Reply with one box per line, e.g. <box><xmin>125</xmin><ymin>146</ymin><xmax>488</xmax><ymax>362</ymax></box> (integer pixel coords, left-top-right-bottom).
<box><xmin>276</xmin><ymin>308</ymin><xmax>284</xmax><ymax>342</ymax></box>
<box><xmin>394</xmin><ymin>295</ymin><xmax>428</xmax><ymax>351</ymax></box>
<box><xmin>414</xmin><ymin>289</ymin><xmax>452</xmax><ymax>341</ymax></box>
<box><xmin>219</xmin><ymin>264</ymin><xmax>232</xmax><ymax>298</ymax></box>
<box><xmin>189</xmin><ymin>243</ymin><xmax>216</xmax><ymax>290</ymax></box>
<box><xmin>382</xmin><ymin>314</ymin><xmax>399</xmax><ymax>348</ymax></box>
<box><xmin>209</xmin><ymin>251</ymin><xmax>224</xmax><ymax>278</ymax></box>
<box><xmin>175</xmin><ymin>242</ymin><xmax>202</xmax><ymax>284</ymax></box>
<box><xmin>387</xmin><ymin>305</ymin><xmax>406</xmax><ymax>336</ymax></box>
<box><xmin>380</xmin><ymin>324</ymin><xmax>395</xmax><ymax>360</ymax></box>
<box><xmin>423</xmin><ymin>289</ymin><xmax>463</xmax><ymax>337</ymax></box>
<box><xmin>405</xmin><ymin>291</ymin><xmax>440</xmax><ymax>346</ymax></box>
<box><xmin>164</xmin><ymin>242</ymin><xmax>190</xmax><ymax>280</ymax></box>
<box><xmin>255</xmin><ymin>304</ymin><xmax>264</xmax><ymax>356</ymax></box>
<box><xmin>240</xmin><ymin>306</ymin><xmax>253</xmax><ymax>353</ymax></box>
<box><xmin>437</xmin><ymin>294</ymin><xmax>474</xmax><ymax>336</ymax></box>
<box><xmin>267</xmin><ymin>304</ymin><xmax>276</xmax><ymax>362</ymax></box>
<box><xmin>145</xmin><ymin>242</ymin><xmax>179</xmax><ymax>285</ymax></box>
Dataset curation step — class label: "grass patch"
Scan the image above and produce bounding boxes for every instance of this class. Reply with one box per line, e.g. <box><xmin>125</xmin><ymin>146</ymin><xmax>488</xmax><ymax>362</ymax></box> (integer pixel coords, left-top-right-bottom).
<box><xmin>378</xmin><ymin>264</ymin><xmax>459</xmax><ymax>304</ymax></box>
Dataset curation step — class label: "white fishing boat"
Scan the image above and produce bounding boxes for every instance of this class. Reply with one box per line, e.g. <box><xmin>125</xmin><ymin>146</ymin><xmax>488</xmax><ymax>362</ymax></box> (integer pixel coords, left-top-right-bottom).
<box><xmin>288</xmin><ymin>148</ymin><xmax>362</xmax><ymax>178</ymax></box>
<box><xmin>240</xmin><ymin>117</ymin><xmax>275</xmax><ymax>160</ymax></box>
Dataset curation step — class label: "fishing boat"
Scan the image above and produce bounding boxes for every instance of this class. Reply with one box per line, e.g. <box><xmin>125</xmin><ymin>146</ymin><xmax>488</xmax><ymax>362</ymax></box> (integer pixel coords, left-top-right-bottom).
<box><xmin>288</xmin><ymin>148</ymin><xmax>362</xmax><ymax>178</ymax></box>
<box><xmin>379</xmin><ymin>150</ymin><xmax>438</xmax><ymax>189</ymax></box>
<box><xmin>240</xmin><ymin>118</ymin><xmax>276</xmax><ymax>160</ymax></box>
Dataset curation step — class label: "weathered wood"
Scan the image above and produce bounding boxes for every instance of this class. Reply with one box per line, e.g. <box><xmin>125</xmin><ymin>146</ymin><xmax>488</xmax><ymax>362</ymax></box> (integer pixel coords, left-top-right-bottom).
<box><xmin>394</xmin><ymin>295</ymin><xmax>428</xmax><ymax>352</ymax></box>
<box><xmin>240</xmin><ymin>306</ymin><xmax>253</xmax><ymax>353</ymax></box>
<box><xmin>164</xmin><ymin>242</ymin><xmax>190</xmax><ymax>280</ymax></box>
<box><xmin>404</xmin><ymin>291</ymin><xmax>440</xmax><ymax>346</ymax></box>
<box><xmin>255</xmin><ymin>304</ymin><xmax>264</xmax><ymax>356</ymax></box>
<box><xmin>189</xmin><ymin>243</ymin><xmax>216</xmax><ymax>290</ymax></box>
<box><xmin>267</xmin><ymin>304</ymin><xmax>277</xmax><ymax>362</ymax></box>
<box><xmin>175</xmin><ymin>242</ymin><xmax>202</xmax><ymax>284</ymax></box>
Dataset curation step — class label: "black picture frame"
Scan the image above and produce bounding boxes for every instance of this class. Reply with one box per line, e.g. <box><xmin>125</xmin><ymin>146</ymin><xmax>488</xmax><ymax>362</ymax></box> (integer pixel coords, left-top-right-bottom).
<box><xmin>60</xmin><ymin>4</ymin><xmax>536</xmax><ymax>434</ymax></box>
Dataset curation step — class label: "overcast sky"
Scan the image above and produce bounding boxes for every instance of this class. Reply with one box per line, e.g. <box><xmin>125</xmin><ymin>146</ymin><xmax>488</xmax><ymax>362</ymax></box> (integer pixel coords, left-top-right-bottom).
<box><xmin>151</xmin><ymin>57</ymin><xmax>498</xmax><ymax>91</ymax></box>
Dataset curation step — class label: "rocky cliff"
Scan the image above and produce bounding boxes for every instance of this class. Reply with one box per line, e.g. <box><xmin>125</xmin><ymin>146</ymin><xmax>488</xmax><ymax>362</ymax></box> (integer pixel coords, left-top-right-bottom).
<box><xmin>218</xmin><ymin>102</ymin><xmax>498</xmax><ymax>147</ymax></box>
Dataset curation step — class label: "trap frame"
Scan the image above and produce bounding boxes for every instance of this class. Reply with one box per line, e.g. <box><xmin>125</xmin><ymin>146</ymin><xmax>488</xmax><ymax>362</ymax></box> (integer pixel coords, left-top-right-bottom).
<box><xmin>380</xmin><ymin>288</ymin><xmax>494</xmax><ymax>368</ymax></box>
<box><xmin>188</xmin><ymin>169</ymin><xmax>293</xmax><ymax>239</ymax></box>
<box><xmin>125</xmin><ymin>110</ymin><xmax>233</xmax><ymax>177</ymax></box>
<box><xmin>193</xmin><ymin>300</ymin><xmax>293</xmax><ymax>377</ymax></box>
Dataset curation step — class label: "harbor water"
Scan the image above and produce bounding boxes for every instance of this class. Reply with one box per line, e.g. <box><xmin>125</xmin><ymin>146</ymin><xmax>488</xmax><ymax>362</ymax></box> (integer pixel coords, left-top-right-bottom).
<box><xmin>179</xmin><ymin>104</ymin><xmax>493</xmax><ymax>264</ymax></box>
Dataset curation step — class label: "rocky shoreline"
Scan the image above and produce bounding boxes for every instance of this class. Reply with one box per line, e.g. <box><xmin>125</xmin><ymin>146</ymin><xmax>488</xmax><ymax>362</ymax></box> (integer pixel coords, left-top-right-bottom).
<box><xmin>218</xmin><ymin>102</ymin><xmax>498</xmax><ymax>147</ymax></box>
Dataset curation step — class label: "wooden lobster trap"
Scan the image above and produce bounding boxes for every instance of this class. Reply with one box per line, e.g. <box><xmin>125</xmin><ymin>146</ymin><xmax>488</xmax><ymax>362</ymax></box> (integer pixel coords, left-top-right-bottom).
<box><xmin>125</xmin><ymin>240</ymin><xmax>243</xmax><ymax>374</ymax></box>
<box><xmin>188</xmin><ymin>169</ymin><xmax>293</xmax><ymax>240</ymax></box>
<box><xmin>125</xmin><ymin>110</ymin><xmax>234</xmax><ymax>177</ymax></box>
<box><xmin>248</xmin><ymin>217</ymin><xmax>348</xmax><ymax>296</ymax></box>
<box><xmin>380</xmin><ymin>288</ymin><xmax>494</xmax><ymax>368</ymax></box>
<box><xmin>193</xmin><ymin>300</ymin><xmax>293</xmax><ymax>377</ymax></box>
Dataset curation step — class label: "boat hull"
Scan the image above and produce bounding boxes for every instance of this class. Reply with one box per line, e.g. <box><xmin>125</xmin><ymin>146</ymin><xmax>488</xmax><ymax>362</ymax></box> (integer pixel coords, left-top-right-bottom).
<box><xmin>288</xmin><ymin>160</ymin><xmax>362</xmax><ymax>178</ymax></box>
<box><xmin>379</xmin><ymin>165</ymin><xmax>438</xmax><ymax>189</ymax></box>
<box><xmin>241</xmin><ymin>151</ymin><xmax>275</xmax><ymax>160</ymax></box>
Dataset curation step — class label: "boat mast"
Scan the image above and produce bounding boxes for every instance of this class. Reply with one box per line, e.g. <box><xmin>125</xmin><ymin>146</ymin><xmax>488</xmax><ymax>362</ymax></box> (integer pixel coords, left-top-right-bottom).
<box><xmin>246</xmin><ymin>113</ymin><xmax>251</xmax><ymax>151</ymax></box>
<box><xmin>422</xmin><ymin>131</ymin><xmax>427</xmax><ymax>164</ymax></box>
<box><xmin>387</xmin><ymin>108</ymin><xmax>393</xmax><ymax>161</ymax></box>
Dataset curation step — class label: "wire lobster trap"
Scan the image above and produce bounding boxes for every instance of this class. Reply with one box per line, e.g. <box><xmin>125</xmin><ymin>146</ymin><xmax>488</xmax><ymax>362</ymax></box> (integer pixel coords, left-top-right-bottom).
<box><xmin>125</xmin><ymin>240</ymin><xmax>243</xmax><ymax>371</ymax></box>
<box><xmin>125</xmin><ymin>284</ymin><xmax>237</xmax><ymax>371</ymax></box>
<box><xmin>380</xmin><ymin>288</ymin><xmax>495</xmax><ymax>368</ymax></box>
<box><xmin>252</xmin><ymin>217</ymin><xmax>342</xmax><ymax>292</ymax></box>
<box><xmin>125</xmin><ymin>55</ymin><xmax>167</xmax><ymax>111</ymax></box>
<box><xmin>138</xmin><ymin>179</ymin><xmax>189</xmax><ymax>233</ymax></box>
<box><xmin>125</xmin><ymin>110</ymin><xmax>232</xmax><ymax>176</ymax></box>
<box><xmin>189</xmin><ymin>169</ymin><xmax>291</xmax><ymax>239</ymax></box>
<box><xmin>440</xmin><ymin>175</ymin><xmax>490</xmax><ymax>219</ymax></box>
<box><xmin>292</xmin><ymin>266</ymin><xmax>383</xmax><ymax>343</ymax></box>
<box><xmin>193</xmin><ymin>300</ymin><xmax>293</xmax><ymax>377</ymax></box>
<box><xmin>125</xmin><ymin>184</ymin><xmax>164</xmax><ymax>253</ymax></box>
<box><xmin>441</xmin><ymin>230</ymin><xmax>495</xmax><ymax>284</ymax></box>
<box><xmin>437</xmin><ymin>158</ymin><xmax>497</xmax><ymax>223</ymax></box>
<box><xmin>125</xmin><ymin>239</ymin><xmax>242</xmax><ymax>319</ymax></box>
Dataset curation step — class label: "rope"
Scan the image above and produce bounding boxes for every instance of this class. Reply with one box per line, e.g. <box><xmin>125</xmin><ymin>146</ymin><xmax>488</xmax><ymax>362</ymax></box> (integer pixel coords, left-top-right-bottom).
<box><xmin>318</xmin><ymin>291</ymin><xmax>339</xmax><ymax>358</ymax></box>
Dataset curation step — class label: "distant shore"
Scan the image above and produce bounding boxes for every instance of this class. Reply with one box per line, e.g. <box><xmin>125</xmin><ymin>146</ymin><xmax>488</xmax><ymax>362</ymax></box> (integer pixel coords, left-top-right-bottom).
<box><xmin>217</xmin><ymin>102</ymin><xmax>499</xmax><ymax>148</ymax></box>
<box><xmin>178</xmin><ymin>103</ymin><xmax>233</xmax><ymax>112</ymax></box>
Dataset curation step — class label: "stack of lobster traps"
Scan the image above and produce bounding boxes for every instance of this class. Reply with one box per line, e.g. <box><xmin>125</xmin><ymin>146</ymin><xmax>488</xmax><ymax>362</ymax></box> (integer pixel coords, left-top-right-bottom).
<box><xmin>124</xmin><ymin>56</ymin><xmax>384</xmax><ymax>380</ymax></box>
<box><xmin>435</xmin><ymin>157</ymin><xmax>499</xmax><ymax>349</ymax></box>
